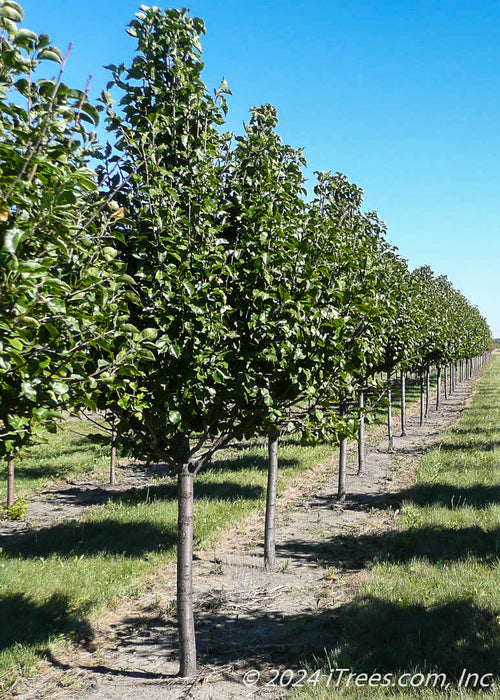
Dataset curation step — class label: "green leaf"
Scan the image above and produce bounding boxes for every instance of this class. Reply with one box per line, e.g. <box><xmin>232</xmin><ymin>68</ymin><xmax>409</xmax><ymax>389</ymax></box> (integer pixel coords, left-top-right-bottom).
<box><xmin>0</xmin><ymin>5</ymin><xmax>22</xmax><ymax>22</ymax></box>
<box><xmin>6</xmin><ymin>337</ymin><xmax>23</xmax><ymax>350</ymax></box>
<box><xmin>52</xmin><ymin>381</ymin><xmax>69</xmax><ymax>395</ymax></box>
<box><xmin>168</xmin><ymin>410</ymin><xmax>182</xmax><ymax>425</ymax></box>
<box><xmin>79</xmin><ymin>102</ymin><xmax>100</xmax><ymax>126</ymax></box>
<box><xmin>139</xmin><ymin>328</ymin><xmax>159</xmax><ymax>341</ymax></box>
<box><xmin>3</xmin><ymin>227</ymin><xmax>23</xmax><ymax>254</ymax></box>
<box><xmin>13</xmin><ymin>28</ymin><xmax>37</xmax><ymax>44</ymax></box>
<box><xmin>20</xmin><ymin>382</ymin><xmax>37</xmax><ymax>402</ymax></box>
<box><xmin>37</xmin><ymin>48</ymin><xmax>63</xmax><ymax>63</ymax></box>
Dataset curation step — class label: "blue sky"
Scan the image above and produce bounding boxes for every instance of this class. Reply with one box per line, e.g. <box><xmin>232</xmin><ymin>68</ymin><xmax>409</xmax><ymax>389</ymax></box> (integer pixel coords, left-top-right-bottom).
<box><xmin>18</xmin><ymin>0</ymin><xmax>500</xmax><ymax>335</ymax></box>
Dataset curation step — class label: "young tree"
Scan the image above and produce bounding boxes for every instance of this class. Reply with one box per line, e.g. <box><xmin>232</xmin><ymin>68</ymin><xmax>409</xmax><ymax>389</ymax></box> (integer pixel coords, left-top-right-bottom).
<box><xmin>97</xmin><ymin>8</ymin><xmax>329</xmax><ymax>675</ymax></box>
<box><xmin>0</xmin><ymin>0</ymin><xmax>127</xmax><ymax>503</ymax></box>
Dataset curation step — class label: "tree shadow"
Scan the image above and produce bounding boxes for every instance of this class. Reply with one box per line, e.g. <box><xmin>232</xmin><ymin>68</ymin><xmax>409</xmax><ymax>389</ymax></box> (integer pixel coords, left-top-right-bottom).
<box><xmin>0</xmin><ymin>593</ymin><xmax>93</xmax><ymax>652</ymax></box>
<box><xmin>1</xmin><ymin>519</ymin><xmax>178</xmax><ymax>558</ymax></box>
<box><xmin>438</xmin><ymin>441</ymin><xmax>500</xmax><ymax>452</ymax></box>
<box><xmin>337</xmin><ymin>596</ymin><xmax>500</xmax><ymax>683</ymax></box>
<box><xmin>207</xmin><ymin>453</ymin><xmax>299</xmax><ymax>475</ymax></box>
<box><xmin>277</xmin><ymin>524</ymin><xmax>500</xmax><ymax>569</ymax></box>
<box><xmin>93</xmin><ymin>604</ymin><xmax>342</xmax><ymax>672</ymax></box>
<box><xmin>313</xmin><ymin>481</ymin><xmax>500</xmax><ymax>514</ymax></box>
<box><xmin>55</xmin><ymin>595</ymin><xmax>500</xmax><ymax>686</ymax></box>
<box><xmin>401</xmin><ymin>483</ymin><xmax>500</xmax><ymax>509</ymax></box>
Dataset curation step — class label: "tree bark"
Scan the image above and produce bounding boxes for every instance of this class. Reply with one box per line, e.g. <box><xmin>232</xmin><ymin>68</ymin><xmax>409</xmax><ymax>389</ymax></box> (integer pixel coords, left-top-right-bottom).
<box><xmin>6</xmin><ymin>457</ymin><xmax>14</xmax><ymax>507</ymax></box>
<box><xmin>357</xmin><ymin>387</ymin><xmax>365</xmax><ymax>475</ymax></box>
<box><xmin>109</xmin><ymin>417</ymin><xmax>117</xmax><ymax>485</ymax></box>
<box><xmin>444</xmin><ymin>364</ymin><xmax>448</xmax><ymax>399</ymax></box>
<box><xmin>264</xmin><ymin>427</ymin><xmax>279</xmax><ymax>571</ymax></box>
<box><xmin>419</xmin><ymin>372</ymin><xmax>425</xmax><ymax>426</ymax></box>
<box><xmin>338</xmin><ymin>399</ymin><xmax>347</xmax><ymax>500</ymax></box>
<box><xmin>400</xmin><ymin>370</ymin><xmax>407</xmax><ymax>436</ymax></box>
<box><xmin>177</xmin><ymin>463</ymin><xmax>196</xmax><ymax>677</ymax></box>
<box><xmin>425</xmin><ymin>368</ymin><xmax>430</xmax><ymax>418</ymax></box>
<box><xmin>387</xmin><ymin>372</ymin><xmax>394</xmax><ymax>452</ymax></box>
<box><xmin>436</xmin><ymin>366</ymin><xmax>442</xmax><ymax>411</ymax></box>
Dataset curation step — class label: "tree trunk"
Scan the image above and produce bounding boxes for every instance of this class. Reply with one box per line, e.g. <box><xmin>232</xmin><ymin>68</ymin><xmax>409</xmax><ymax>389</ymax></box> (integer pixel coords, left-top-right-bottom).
<box><xmin>387</xmin><ymin>372</ymin><xmax>394</xmax><ymax>453</ymax></box>
<box><xmin>264</xmin><ymin>427</ymin><xmax>279</xmax><ymax>571</ymax></box>
<box><xmin>357</xmin><ymin>387</ymin><xmax>365</xmax><ymax>475</ymax></box>
<box><xmin>6</xmin><ymin>457</ymin><xmax>14</xmax><ymax>507</ymax></box>
<box><xmin>425</xmin><ymin>369</ymin><xmax>430</xmax><ymax>418</ymax></box>
<box><xmin>109</xmin><ymin>417</ymin><xmax>117</xmax><ymax>485</ymax></box>
<box><xmin>419</xmin><ymin>372</ymin><xmax>425</xmax><ymax>426</ymax></box>
<box><xmin>436</xmin><ymin>366</ymin><xmax>442</xmax><ymax>410</ymax></box>
<box><xmin>338</xmin><ymin>436</ymin><xmax>347</xmax><ymax>500</ymax></box>
<box><xmin>400</xmin><ymin>370</ymin><xmax>406</xmax><ymax>436</ymax></box>
<box><xmin>338</xmin><ymin>399</ymin><xmax>347</xmax><ymax>500</ymax></box>
<box><xmin>177</xmin><ymin>463</ymin><xmax>196</xmax><ymax>677</ymax></box>
<box><xmin>444</xmin><ymin>364</ymin><xmax>448</xmax><ymax>399</ymax></box>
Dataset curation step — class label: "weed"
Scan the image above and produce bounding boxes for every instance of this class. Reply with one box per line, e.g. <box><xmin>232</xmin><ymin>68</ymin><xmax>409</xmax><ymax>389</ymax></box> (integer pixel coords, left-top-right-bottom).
<box><xmin>3</xmin><ymin>497</ymin><xmax>29</xmax><ymax>521</ymax></box>
<box><xmin>279</xmin><ymin>558</ymin><xmax>291</xmax><ymax>573</ymax></box>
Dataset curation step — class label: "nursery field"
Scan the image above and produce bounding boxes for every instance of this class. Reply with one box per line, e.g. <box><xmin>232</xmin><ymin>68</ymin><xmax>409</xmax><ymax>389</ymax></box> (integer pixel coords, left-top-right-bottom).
<box><xmin>296</xmin><ymin>353</ymin><xmax>500</xmax><ymax>699</ymax></box>
<box><xmin>0</xmin><ymin>360</ymin><xmax>495</xmax><ymax>699</ymax></box>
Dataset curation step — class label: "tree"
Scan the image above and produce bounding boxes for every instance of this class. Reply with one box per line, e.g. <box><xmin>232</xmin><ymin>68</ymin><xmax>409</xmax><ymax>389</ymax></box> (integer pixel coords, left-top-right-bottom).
<box><xmin>0</xmin><ymin>0</ymin><xmax>127</xmax><ymax>504</ymax></box>
<box><xmin>306</xmin><ymin>173</ymin><xmax>407</xmax><ymax>496</ymax></box>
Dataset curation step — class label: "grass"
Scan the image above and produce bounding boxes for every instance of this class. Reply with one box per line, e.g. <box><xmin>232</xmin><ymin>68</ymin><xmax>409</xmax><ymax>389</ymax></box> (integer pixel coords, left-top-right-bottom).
<box><xmin>0</xmin><ymin>417</ymin><xmax>112</xmax><ymax>501</ymax></box>
<box><xmin>0</xmin><ymin>435</ymin><xmax>333</xmax><ymax>693</ymax></box>
<box><xmin>295</xmin><ymin>355</ymin><xmax>500</xmax><ymax>699</ymax></box>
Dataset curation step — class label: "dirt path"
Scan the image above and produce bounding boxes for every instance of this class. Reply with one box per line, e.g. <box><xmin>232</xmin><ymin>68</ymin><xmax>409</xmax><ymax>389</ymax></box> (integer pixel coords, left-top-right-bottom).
<box><xmin>10</xmin><ymin>377</ymin><xmax>479</xmax><ymax>700</ymax></box>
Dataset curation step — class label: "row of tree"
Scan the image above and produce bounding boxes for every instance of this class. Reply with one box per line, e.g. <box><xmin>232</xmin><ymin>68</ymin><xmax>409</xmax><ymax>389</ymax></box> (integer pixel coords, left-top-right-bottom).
<box><xmin>0</xmin><ymin>2</ymin><xmax>492</xmax><ymax>676</ymax></box>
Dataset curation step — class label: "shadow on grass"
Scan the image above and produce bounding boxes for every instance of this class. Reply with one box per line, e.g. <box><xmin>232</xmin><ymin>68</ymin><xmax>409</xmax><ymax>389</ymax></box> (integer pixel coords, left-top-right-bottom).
<box><xmin>314</xmin><ymin>479</ymin><xmax>500</xmax><ymax>514</ymax></box>
<box><xmin>401</xmin><ymin>483</ymin><xmax>500</xmax><ymax>509</ymax></box>
<box><xmin>0</xmin><ymin>480</ymin><xmax>264</xmax><ymax>558</ymax></box>
<box><xmin>0</xmin><ymin>593</ymin><xmax>93</xmax><ymax>652</ymax></box>
<box><xmin>208</xmin><ymin>454</ymin><xmax>299</xmax><ymax>475</ymax></box>
<box><xmin>337</xmin><ymin>596</ymin><xmax>500</xmax><ymax>683</ymax></box>
<box><xmin>46</xmin><ymin>479</ymin><xmax>265</xmax><ymax>508</ymax></box>
<box><xmin>0</xmin><ymin>438</ymin><xmax>109</xmax><ymax>483</ymax></box>
<box><xmin>438</xmin><ymin>440</ymin><xmax>500</xmax><ymax>452</ymax></box>
<box><xmin>277</xmin><ymin>523</ymin><xmax>500</xmax><ymax>569</ymax></box>
<box><xmin>2</xmin><ymin>519</ymin><xmax>178</xmax><ymax>558</ymax></box>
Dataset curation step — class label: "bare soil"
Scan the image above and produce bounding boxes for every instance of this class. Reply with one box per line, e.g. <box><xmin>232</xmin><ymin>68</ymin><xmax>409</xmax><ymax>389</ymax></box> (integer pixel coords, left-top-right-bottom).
<box><xmin>7</xmin><ymin>378</ymin><xmax>478</xmax><ymax>700</ymax></box>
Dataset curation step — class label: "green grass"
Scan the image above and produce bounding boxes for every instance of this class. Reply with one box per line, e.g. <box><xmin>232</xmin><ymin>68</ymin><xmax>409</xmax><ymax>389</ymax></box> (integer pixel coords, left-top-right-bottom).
<box><xmin>0</xmin><ymin>436</ymin><xmax>333</xmax><ymax>693</ymax></box>
<box><xmin>0</xmin><ymin>417</ymin><xmax>112</xmax><ymax>501</ymax></box>
<box><xmin>295</xmin><ymin>356</ymin><xmax>500</xmax><ymax>699</ymax></box>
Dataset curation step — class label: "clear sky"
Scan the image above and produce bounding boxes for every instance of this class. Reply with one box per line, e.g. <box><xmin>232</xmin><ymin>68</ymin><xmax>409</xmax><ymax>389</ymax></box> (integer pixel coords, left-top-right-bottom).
<box><xmin>17</xmin><ymin>0</ymin><xmax>500</xmax><ymax>335</ymax></box>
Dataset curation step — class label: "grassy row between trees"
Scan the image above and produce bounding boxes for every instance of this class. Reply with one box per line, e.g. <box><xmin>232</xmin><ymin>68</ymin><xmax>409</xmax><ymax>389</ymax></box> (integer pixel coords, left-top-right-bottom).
<box><xmin>296</xmin><ymin>353</ymin><xmax>500</xmax><ymax>699</ymax></box>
